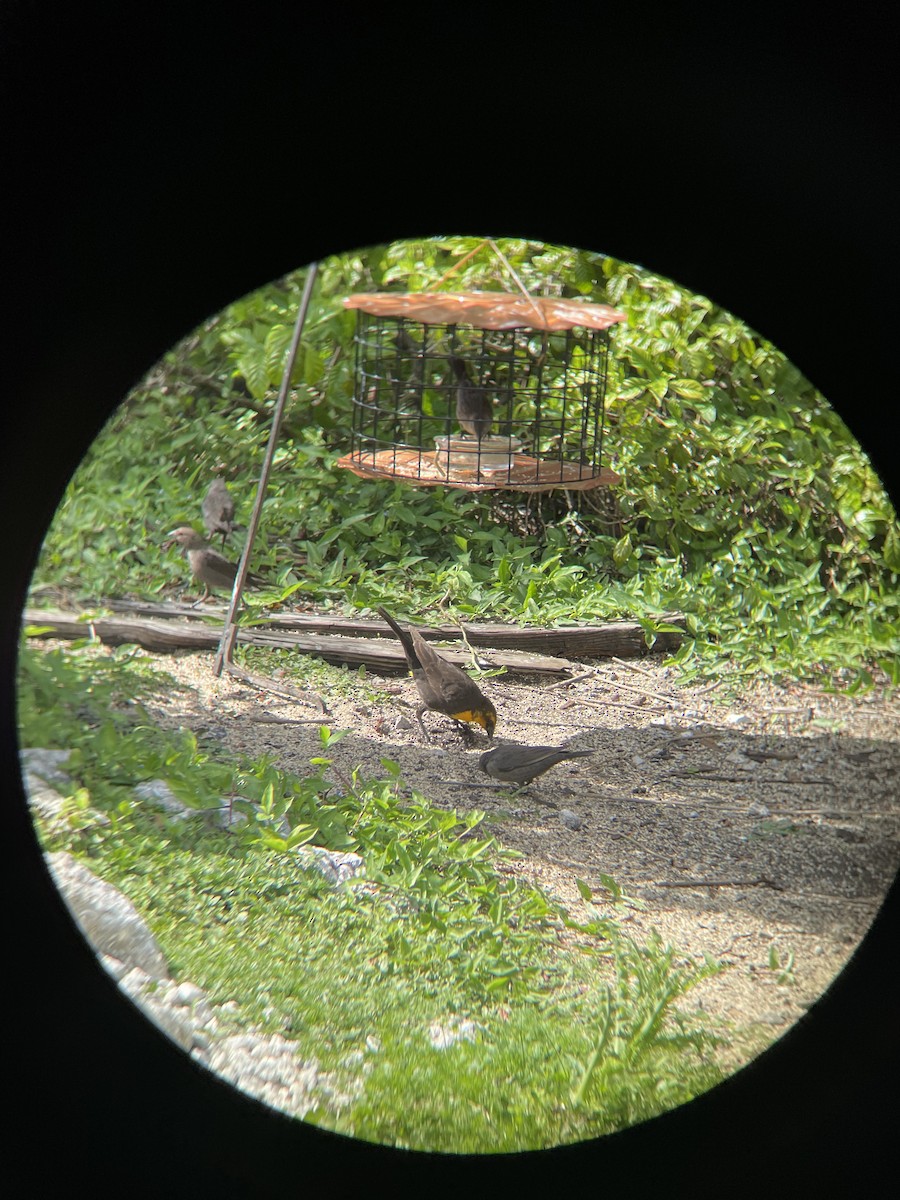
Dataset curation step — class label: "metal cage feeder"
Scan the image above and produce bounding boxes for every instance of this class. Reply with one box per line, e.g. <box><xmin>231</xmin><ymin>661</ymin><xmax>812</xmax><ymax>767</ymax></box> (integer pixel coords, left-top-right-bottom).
<box><xmin>336</xmin><ymin>292</ymin><xmax>626</xmax><ymax>492</ymax></box>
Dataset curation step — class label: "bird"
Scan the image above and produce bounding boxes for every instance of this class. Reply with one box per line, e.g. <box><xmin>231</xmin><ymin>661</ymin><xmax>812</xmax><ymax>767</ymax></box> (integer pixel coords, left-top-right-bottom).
<box><xmin>201</xmin><ymin>477</ymin><xmax>238</xmax><ymax>546</ymax></box>
<box><xmin>448</xmin><ymin>354</ymin><xmax>494</xmax><ymax>441</ymax></box>
<box><xmin>163</xmin><ymin>526</ymin><xmax>268</xmax><ymax>604</ymax></box>
<box><xmin>377</xmin><ymin>606</ymin><xmax>496</xmax><ymax>742</ymax></box>
<box><xmin>479</xmin><ymin>744</ymin><xmax>595</xmax><ymax>787</ymax></box>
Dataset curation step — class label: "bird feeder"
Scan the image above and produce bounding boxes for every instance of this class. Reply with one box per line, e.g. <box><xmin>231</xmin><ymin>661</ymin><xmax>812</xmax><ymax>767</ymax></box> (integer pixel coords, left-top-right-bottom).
<box><xmin>336</xmin><ymin>291</ymin><xmax>626</xmax><ymax>492</ymax></box>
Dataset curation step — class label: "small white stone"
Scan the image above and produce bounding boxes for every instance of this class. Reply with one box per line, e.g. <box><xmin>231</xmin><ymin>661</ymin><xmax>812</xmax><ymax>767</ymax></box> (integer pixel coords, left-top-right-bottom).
<box><xmin>172</xmin><ymin>981</ymin><xmax>205</xmax><ymax>1007</ymax></box>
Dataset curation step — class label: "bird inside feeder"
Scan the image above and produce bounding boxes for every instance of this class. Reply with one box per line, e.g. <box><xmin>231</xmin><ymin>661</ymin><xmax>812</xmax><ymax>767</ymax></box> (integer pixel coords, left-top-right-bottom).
<box><xmin>338</xmin><ymin>292</ymin><xmax>625</xmax><ymax>493</ymax></box>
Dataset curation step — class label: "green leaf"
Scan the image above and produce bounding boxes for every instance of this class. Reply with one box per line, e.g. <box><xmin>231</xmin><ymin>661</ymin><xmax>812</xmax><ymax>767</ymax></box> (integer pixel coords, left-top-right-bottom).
<box><xmin>612</xmin><ymin>533</ymin><xmax>633</xmax><ymax>568</ymax></box>
<box><xmin>669</xmin><ymin>378</ymin><xmax>708</xmax><ymax>401</ymax></box>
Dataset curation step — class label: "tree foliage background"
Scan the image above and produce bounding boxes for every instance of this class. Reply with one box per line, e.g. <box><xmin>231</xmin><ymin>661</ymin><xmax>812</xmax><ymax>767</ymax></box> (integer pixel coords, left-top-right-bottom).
<box><xmin>32</xmin><ymin>236</ymin><xmax>900</xmax><ymax>686</ymax></box>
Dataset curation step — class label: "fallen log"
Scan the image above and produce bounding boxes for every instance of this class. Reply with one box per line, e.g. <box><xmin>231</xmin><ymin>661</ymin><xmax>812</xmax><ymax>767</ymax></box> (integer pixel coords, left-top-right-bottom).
<box><xmin>22</xmin><ymin>609</ymin><xmax>576</xmax><ymax>677</ymax></box>
<box><xmin>101</xmin><ymin>598</ymin><xmax>686</xmax><ymax>657</ymax></box>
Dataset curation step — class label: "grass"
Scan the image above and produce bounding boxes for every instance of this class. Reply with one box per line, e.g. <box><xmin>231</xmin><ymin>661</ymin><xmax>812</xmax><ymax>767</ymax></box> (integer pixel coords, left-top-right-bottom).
<box><xmin>19</xmin><ymin>637</ymin><xmax>730</xmax><ymax>1152</ymax></box>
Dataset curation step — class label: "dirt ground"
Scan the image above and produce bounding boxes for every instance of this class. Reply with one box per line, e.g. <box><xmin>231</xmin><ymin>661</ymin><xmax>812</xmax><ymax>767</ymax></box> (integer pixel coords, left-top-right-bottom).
<box><xmin>136</xmin><ymin>639</ymin><xmax>900</xmax><ymax>1070</ymax></box>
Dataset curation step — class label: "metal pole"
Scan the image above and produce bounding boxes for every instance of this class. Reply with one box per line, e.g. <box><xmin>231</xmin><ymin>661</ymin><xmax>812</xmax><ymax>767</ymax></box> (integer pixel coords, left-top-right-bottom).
<box><xmin>213</xmin><ymin>262</ymin><xmax>319</xmax><ymax>676</ymax></box>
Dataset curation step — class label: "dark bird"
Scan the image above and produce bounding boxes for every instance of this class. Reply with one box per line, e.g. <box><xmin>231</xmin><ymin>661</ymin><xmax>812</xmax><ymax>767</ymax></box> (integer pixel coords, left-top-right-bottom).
<box><xmin>164</xmin><ymin>526</ymin><xmax>267</xmax><ymax>604</ymax></box>
<box><xmin>479</xmin><ymin>744</ymin><xmax>595</xmax><ymax>787</ymax></box>
<box><xmin>448</xmin><ymin>354</ymin><xmax>494</xmax><ymax>441</ymax></box>
<box><xmin>377</xmin><ymin>606</ymin><xmax>496</xmax><ymax>742</ymax></box>
<box><xmin>201</xmin><ymin>478</ymin><xmax>238</xmax><ymax>545</ymax></box>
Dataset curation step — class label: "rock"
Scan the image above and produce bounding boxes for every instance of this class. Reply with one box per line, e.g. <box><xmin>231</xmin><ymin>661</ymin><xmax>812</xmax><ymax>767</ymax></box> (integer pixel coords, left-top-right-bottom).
<box><xmin>559</xmin><ymin>809</ymin><xmax>583</xmax><ymax>830</ymax></box>
<box><xmin>428</xmin><ymin>1018</ymin><xmax>479</xmax><ymax>1049</ymax></box>
<box><xmin>126</xmin><ymin>982</ymin><xmax>200</xmax><ymax>1053</ymax></box>
<box><xmin>19</xmin><ymin>748</ymin><xmax>73</xmax><ymax>788</ymax></box>
<box><xmin>45</xmin><ymin>851</ymin><xmax>169</xmax><ymax>979</ymax></box>
<box><xmin>756</xmin><ymin>1010</ymin><xmax>792</xmax><ymax>1026</ymax></box>
<box><xmin>25</xmin><ymin>775</ymin><xmax>110</xmax><ymax>834</ymax></box>
<box><xmin>294</xmin><ymin>847</ymin><xmax>365</xmax><ymax>885</ymax></box>
<box><xmin>134</xmin><ymin>778</ymin><xmax>193</xmax><ymax>820</ymax></box>
<box><xmin>220</xmin><ymin>798</ymin><xmax>290</xmax><ymax>836</ymax></box>
<box><xmin>207</xmin><ymin>1033</ymin><xmax>358</xmax><ymax>1119</ymax></box>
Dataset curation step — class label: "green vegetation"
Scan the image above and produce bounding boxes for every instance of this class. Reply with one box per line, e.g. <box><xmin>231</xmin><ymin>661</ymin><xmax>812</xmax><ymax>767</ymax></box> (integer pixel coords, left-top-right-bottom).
<box><xmin>28</xmin><ymin>236</ymin><xmax>899</xmax><ymax>688</ymax></box>
<box><xmin>20</xmin><ymin>641</ymin><xmax>726</xmax><ymax>1151</ymax></box>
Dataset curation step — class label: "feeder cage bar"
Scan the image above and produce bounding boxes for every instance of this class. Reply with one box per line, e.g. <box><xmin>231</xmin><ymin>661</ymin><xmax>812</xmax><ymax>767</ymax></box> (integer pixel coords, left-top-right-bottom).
<box><xmin>337</xmin><ymin>292</ymin><xmax>626</xmax><ymax>492</ymax></box>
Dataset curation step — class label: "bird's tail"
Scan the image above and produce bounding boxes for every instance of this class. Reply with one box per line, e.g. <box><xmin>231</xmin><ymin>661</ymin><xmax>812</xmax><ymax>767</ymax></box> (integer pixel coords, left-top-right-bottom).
<box><xmin>447</xmin><ymin>354</ymin><xmax>470</xmax><ymax>383</ymax></box>
<box><xmin>377</xmin><ymin>606</ymin><xmax>420</xmax><ymax>670</ymax></box>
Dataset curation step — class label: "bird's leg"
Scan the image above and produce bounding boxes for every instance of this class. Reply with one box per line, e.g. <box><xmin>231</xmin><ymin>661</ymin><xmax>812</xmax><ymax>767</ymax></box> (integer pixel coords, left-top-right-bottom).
<box><xmin>416</xmin><ymin>705</ymin><xmax>433</xmax><ymax>742</ymax></box>
<box><xmin>453</xmin><ymin>719</ymin><xmax>476</xmax><ymax>746</ymax></box>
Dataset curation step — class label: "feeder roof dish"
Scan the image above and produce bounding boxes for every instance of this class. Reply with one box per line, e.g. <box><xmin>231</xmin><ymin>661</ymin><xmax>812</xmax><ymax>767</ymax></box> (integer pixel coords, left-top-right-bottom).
<box><xmin>343</xmin><ymin>291</ymin><xmax>626</xmax><ymax>332</ymax></box>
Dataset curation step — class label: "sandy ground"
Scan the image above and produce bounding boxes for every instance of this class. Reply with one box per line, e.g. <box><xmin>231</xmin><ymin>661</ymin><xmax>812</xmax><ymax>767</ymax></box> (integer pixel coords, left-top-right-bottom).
<box><xmin>135</xmin><ymin>637</ymin><xmax>900</xmax><ymax>1069</ymax></box>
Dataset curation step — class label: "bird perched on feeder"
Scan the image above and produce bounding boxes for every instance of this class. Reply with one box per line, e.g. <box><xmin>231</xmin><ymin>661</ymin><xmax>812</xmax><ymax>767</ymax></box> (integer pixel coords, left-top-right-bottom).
<box><xmin>201</xmin><ymin>477</ymin><xmax>238</xmax><ymax>546</ymax></box>
<box><xmin>448</xmin><ymin>354</ymin><xmax>494</xmax><ymax>441</ymax></box>
<box><xmin>479</xmin><ymin>744</ymin><xmax>595</xmax><ymax>787</ymax></box>
<box><xmin>377</xmin><ymin>606</ymin><xmax>496</xmax><ymax>743</ymax></box>
<box><xmin>163</xmin><ymin>526</ymin><xmax>268</xmax><ymax>605</ymax></box>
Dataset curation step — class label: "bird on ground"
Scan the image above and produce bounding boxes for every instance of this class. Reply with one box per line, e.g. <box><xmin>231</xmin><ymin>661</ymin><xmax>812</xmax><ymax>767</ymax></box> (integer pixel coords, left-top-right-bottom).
<box><xmin>163</xmin><ymin>526</ymin><xmax>268</xmax><ymax>604</ymax></box>
<box><xmin>201</xmin><ymin>477</ymin><xmax>238</xmax><ymax>545</ymax></box>
<box><xmin>479</xmin><ymin>744</ymin><xmax>595</xmax><ymax>787</ymax></box>
<box><xmin>377</xmin><ymin>606</ymin><xmax>496</xmax><ymax>742</ymax></box>
<box><xmin>448</xmin><ymin>354</ymin><xmax>494</xmax><ymax>441</ymax></box>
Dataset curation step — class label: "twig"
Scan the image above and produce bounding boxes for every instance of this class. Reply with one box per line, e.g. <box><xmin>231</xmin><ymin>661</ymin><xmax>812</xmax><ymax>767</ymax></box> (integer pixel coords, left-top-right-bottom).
<box><xmin>596</xmin><ymin>794</ymin><xmax>747</xmax><ymax>812</ymax></box>
<box><xmin>247</xmin><ymin>714</ymin><xmax>328</xmax><ymax>726</ymax></box>
<box><xmin>593</xmin><ymin>675</ymin><xmax>680</xmax><ymax>706</ymax></box>
<box><xmin>742</xmin><ymin>749</ymin><xmax>798</xmax><ymax>762</ymax></box>
<box><xmin>653</xmin><ymin>876</ymin><xmax>785</xmax><ymax>892</ymax></box>
<box><xmin>428</xmin><ymin>239</ymin><xmax>491</xmax><ymax>289</ymax></box>
<box><xmin>224</xmin><ymin>662</ymin><xmax>328</xmax><ymax>714</ymax></box>
<box><xmin>561</xmin><ymin>696</ymin><xmax>667</xmax><ymax>715</ymax></box>
<box><xmin>455</xmin><ymin>620</ymin><xmax>485</xmax><ymax>672</ymax></box>
<box><xmin>544</xmin><ymin>670</ymin><xmax>595</xmax><ymax>691</ymax></box>
<box><xmin>664</xmin><ymin>771</ymin><xmax>835</xmax><ymax>785</ymax></box>
<box><xmin>765</xmin><ymin>807</ymin><xmax>898</xmax><ymax>818</ymax></box>
<box><xmin>687</xmin><ymin>678</ymin><xmax>725</xmax><ymax>697</ymax></box>
<box><xmin>609</xmin><ymin>656</ymin><xmax>660</xmax><ymax>680</ymax></box>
